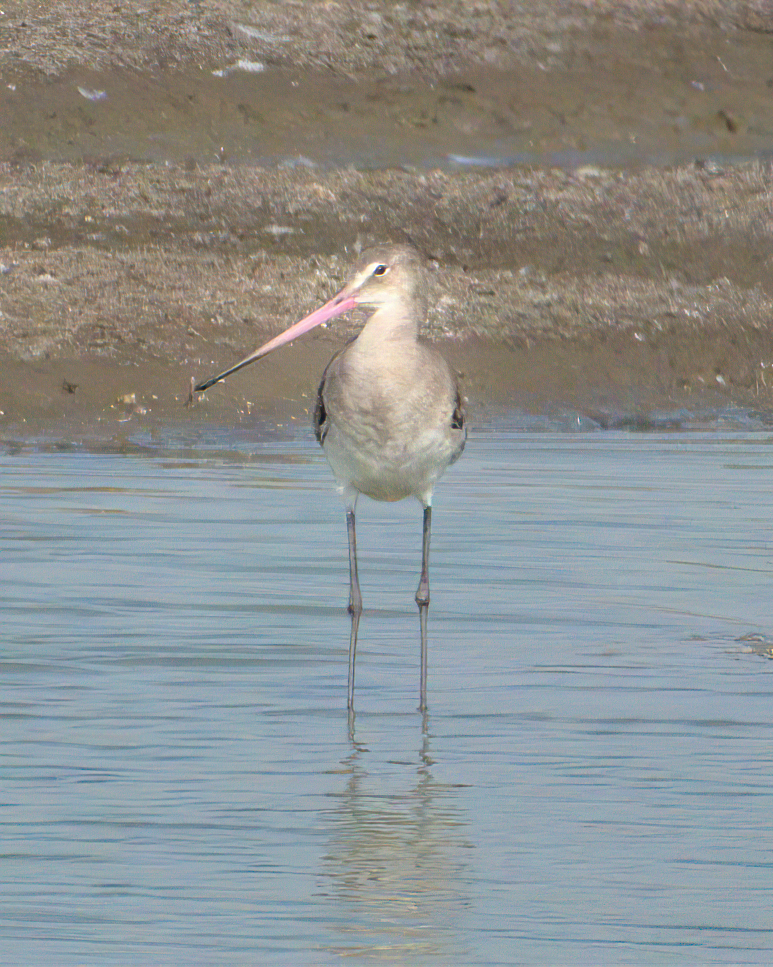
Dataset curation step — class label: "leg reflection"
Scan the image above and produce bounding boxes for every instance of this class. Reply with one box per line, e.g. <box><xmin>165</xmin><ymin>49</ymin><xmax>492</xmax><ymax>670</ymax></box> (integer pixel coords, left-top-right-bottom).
<box><xmin>326</xmin><ymin>707</ymin><xmax>471</xmax><ymax>960</ymax></box>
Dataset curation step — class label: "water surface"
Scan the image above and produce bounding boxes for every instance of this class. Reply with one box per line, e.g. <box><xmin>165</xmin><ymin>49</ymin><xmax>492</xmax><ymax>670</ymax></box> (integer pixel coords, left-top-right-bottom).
<box><xmin>2</xmin><ymin>422</ymin><xmax>772</xmax><ymax>964</ymax></box>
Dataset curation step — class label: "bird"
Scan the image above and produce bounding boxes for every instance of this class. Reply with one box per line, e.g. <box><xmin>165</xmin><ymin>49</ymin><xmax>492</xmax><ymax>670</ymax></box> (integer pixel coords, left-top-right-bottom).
<box><xmin>194</xmin><ymin>243</ymin><xmax>466</xmax><ymax>711</ymax></box>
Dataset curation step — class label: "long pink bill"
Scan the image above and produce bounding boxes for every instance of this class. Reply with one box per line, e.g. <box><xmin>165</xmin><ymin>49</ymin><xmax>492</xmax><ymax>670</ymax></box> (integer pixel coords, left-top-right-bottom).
<box><xmin>194</xmin><ymin>287</ymin><xmax>358</xmax><ymax>393</ymax></box>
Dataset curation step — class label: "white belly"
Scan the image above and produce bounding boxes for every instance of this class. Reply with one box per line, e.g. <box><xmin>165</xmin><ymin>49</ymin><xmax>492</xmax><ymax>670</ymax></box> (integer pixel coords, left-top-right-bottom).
<box><xmin>318</xmin><ymin>333</ymin><xmax>465</xmax><ymax>506</ymax></box>
<box><xmin>323</xmin><ymin>416</ymin><xmax>459</xmax><ymax>505</ymax></box>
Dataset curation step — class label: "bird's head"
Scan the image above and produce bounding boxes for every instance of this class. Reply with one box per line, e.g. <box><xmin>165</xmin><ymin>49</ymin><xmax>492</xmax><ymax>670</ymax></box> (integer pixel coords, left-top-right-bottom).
<box><xmin>343</xmin><ymin>244</ymin><xmax>428</xmax><ymax>320</ymax></box>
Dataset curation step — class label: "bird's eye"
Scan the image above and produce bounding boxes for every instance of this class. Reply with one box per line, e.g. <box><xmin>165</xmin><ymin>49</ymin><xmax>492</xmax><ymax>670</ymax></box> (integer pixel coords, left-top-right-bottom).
<box><xmin>373</xmin><ymin>264</ymin><xmax>388</xmax><ymax>277</ymax></box>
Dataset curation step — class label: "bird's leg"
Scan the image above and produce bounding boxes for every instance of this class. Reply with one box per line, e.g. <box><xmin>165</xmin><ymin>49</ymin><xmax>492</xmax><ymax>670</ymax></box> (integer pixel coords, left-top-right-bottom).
<box><xmin>416</xmin><ymin>504</ymin><xmax>432</xmax><ymax>711</ymax></box>
<box><xmin>346</xmin><ymin>508</ymin><xmax>362</xmax><ymax>710</ymax></box>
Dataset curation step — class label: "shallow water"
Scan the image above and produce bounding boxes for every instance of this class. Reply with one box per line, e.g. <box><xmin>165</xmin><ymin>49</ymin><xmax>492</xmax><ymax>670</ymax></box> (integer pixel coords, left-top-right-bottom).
<box><xmin>2</xmin><ymin>421</ymin><xmax>773</xmax><ymax>965</ymax></box>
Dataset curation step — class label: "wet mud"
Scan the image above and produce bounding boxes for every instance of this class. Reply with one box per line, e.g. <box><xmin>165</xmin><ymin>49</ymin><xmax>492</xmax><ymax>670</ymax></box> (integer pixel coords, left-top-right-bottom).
<box><xmin>2</xmin><ymin>1</ymin><xmax>773</xmax><ymax>435</ymax></box>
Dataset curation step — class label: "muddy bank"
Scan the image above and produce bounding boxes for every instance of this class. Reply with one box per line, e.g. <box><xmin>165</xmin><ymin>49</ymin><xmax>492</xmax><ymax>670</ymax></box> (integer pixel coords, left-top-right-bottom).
<box><xmin>4</xmin><ymin>6</ymin><xmax>773</xmax><ymax>171</ymax></box>
<box><xmin>2</xmin><ymin>1</ymin><xmax>773</xmax><ymax>435</ymax></box>
<box><xmin>2</xmin><ymin>160</ymin><xmax>773</xmax><ymax>434</ymax></box>
<box><xmin>3</xmin><ymin>1</ymin><xmax>772</xmax><ymax>80</ymax></box>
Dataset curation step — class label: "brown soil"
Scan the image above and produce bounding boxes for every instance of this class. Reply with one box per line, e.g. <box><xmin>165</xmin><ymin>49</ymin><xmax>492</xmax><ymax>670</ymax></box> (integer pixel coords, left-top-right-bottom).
<box><xmin>2</xmin><ymin>1</ymin><xmax>773</xmax><ymax>437</ymax></box>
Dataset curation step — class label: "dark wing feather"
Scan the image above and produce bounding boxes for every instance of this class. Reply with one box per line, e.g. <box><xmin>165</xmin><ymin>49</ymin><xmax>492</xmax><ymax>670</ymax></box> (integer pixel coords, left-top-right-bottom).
<box><xmin>313</xmin><ymin>374</ymin><xmax>328</xmax><ymax>445</ymax></box>
<box><xmin>449</xmin><ymin>383</ymin><xmax>467</xmax><ymax>465</ymax></box>
<box><xmin>451</xmin><ymin>387</ymin><xmax>465</xmax><ymax>431</ymax></box>
<box><xmin>313</xmin><ymin>342</ymin><xmax>353</xmax><ymax>446</ymax></box>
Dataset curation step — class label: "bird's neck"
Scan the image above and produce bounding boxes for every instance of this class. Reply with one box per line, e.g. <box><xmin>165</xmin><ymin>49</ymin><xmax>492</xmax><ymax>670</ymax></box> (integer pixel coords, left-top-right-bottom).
<box><xmin>355</xmin><ymin>300</ymin><xmax>422</xmax><ymax>351</ymax></box>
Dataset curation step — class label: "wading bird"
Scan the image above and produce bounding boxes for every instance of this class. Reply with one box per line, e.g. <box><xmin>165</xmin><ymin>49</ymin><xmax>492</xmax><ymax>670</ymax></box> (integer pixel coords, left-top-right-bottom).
<box><xmin>195</xmin><ymin>244</ymin><xmax>466</xmax><ymax>710</ymax></box>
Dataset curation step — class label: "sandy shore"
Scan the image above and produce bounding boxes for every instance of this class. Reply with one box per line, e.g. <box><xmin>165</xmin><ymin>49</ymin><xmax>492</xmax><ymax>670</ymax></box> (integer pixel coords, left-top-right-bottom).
<box><xmin>2</xmin><ymin>1</ymin><xmax>773</xmax><ymax>434</ymax></box>
<box><xmin>3</xmin><ymin>1</ymin><xmax>773</xmax><ymax>78</ymax></box>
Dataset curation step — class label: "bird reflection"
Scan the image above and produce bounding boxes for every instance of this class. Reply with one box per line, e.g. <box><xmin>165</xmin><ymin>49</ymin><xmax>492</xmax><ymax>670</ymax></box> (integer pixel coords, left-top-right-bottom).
<box><xmin>319</xmin><ymin>716</ymin><xmax>472</xmax><ymax>960</ymax></box>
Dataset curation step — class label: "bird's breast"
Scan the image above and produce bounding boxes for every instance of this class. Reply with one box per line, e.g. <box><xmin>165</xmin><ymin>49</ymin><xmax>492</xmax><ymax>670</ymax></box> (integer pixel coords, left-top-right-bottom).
<box><xmin>319</xmin><ymin>340</ymin><xmax>464</xmax><ymax>503</ymax></box>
